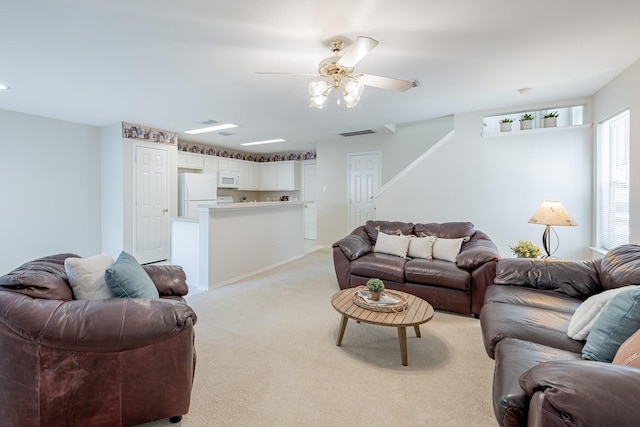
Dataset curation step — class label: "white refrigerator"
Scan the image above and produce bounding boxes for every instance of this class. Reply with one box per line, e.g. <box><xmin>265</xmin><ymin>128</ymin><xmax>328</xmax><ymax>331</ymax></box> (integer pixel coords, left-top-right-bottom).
<box><xmin>178</xmin><ymin>173</ymin><xmax>218</xmax><ymax>219</ymax></box>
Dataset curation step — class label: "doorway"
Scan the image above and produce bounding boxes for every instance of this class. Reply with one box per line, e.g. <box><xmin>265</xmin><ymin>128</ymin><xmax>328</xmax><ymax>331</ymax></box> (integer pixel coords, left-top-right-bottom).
<box><xmin>348</xmin><ymin>152</ymin><xmax>380</xmax><ymax>231</ymax></box>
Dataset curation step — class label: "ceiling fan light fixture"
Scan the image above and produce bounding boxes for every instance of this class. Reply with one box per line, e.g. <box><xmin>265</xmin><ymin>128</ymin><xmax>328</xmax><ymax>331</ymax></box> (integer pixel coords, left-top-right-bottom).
<box><xmin>343</xmin><ymin>80</ymin><xmax>364</xmax><ymax>108</ymax></box>
<box><xmin>309</xmin><ymin>81</ymin><xmax>331</xmax><ymax>108</ymax></box>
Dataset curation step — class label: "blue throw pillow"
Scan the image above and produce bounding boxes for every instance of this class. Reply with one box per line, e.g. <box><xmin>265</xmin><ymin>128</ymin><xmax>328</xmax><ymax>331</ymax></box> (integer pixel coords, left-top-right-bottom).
<box><xmin>104</xmin><ymin>251</ymin><xmax>160</xmax><ymax>298</ymax></box>
<box><xmin>582</xmin><ymin>287</ymin><xmax>640</xmax><ymax>362</ymax></box>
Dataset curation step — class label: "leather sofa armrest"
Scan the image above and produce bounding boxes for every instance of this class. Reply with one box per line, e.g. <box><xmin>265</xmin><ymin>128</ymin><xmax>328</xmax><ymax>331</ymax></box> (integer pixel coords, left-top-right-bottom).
<box><xmin>143</xmin><ymin>264</ymin><xmax>189</xmax><ymax>296</ymax></box>
<box><xmin>0</xmin><ymin>291</ymin><xmax>197</xmax><ymax>352</ymax></box>
<box><xmin>520</xmin><ymin>360</ymin><xmax>640</xmax><ymax>426</ymax></box>
<box><xmin>456</xmin><ymin>230</ymin><xmax>501</xmax><ymax>270</ymax></box>
<box><xmin>332</xmin><ymin>226</ymin><xmax>372</xmax><ymax>261</ymax></box>
<box><xmin>494</xmin><ymin>258</ymin><xmax>601</xmax><ymax>298</ymax></box>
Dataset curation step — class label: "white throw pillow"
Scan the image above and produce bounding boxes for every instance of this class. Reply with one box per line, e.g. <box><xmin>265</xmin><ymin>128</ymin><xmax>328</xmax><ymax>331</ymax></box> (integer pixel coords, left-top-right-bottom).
<box><xmin>568</xmin><ymin>286</ymin><xmax>639</xmax><ymax>340</ymax></box>
<box><xmin>374</xmin><ymin>232</ymin><xmax>411</xmax><ymax>258</ymax></box>
<box><xmin>432</xmin><ymin>237</ymin><xmax>465</xmax><ymax>263</ymax></box>
<box><xmin>64</xmin><ymin>253</ymin><xmax>115</xmax><ymax>300</ymax></box>
<box><xmin>408</xmin><ymin>236</ymin><xmax>436</xmax><ymax>259</ymax></box>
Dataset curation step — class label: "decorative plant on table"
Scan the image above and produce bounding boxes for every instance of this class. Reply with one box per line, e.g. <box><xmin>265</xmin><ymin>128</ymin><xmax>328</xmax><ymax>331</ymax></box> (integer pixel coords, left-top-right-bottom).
<box><xmin>519</xmin><ymin>113</ymin><xmax>534</xmax><ymax>130</ymax></box>
<box><xmin>366</xmin><ymin>278</ymin><xmax>385</xmax><ymax>301</ymax></box>
<box><xmin>509</xmin><ymin>240</ymin><xmax>542</xmax><ymax>258</ymax></box>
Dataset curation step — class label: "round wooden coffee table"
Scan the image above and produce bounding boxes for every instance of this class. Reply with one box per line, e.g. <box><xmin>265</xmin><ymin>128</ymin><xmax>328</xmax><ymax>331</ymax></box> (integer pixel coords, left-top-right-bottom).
<box><xmin>331</xmin><ymin>287</ymin><xmax>435</xmax><ymax>366</ymax></box>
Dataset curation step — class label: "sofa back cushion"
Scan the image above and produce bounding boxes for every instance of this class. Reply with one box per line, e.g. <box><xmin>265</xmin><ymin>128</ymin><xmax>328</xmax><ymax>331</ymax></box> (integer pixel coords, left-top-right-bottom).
<box><xmin>414</xmin><ymin>222</ymin><xmax>475</xmax><ymax>241</ymax></box>
<box><xmin>599</xmin><ymin>244</ymin><xmax>640</xmax><ymax>291</ymax></box>
<box><xmin>364</xmin><ymin>220</ymin><xmax>414</xmax><ymax>243</ymax></box>
<box><xmin>0</xmin><ymin>253</ymin><xmax>78</xmax><ymax>301</ymax></box>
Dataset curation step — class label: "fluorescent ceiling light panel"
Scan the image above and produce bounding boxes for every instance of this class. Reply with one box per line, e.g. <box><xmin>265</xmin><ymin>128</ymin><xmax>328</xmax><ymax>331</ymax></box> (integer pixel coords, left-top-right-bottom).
<box><xmin>0</xmin><ymin>84</ymin><xmax>9</xmax><ymax>90</ymax></box>
<box><xmin>185</xmin><ymin>123</ymin><xmax>237</xmax><ymax>134</ymax></box>
<box><xmin>241</xmin><ymin>139</ymin><xmax>285</xmax><ymax>146</ymax></box>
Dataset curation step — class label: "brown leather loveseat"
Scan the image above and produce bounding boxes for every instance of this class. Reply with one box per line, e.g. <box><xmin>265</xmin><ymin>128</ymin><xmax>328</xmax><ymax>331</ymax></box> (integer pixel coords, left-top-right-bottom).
<box><xmin>480</xmin><ymin>244</ymin><xmax>640</xmax><ymax>426</ymax></box>
<box><xmin>0</xmin><ymin>253</ymin><xmax>197</xmax><ymax>427</ymax></box>
<box><xmin>333</xmin><ymin>220</ymin><xmax>501</xmax><ymax>316</ymax></box>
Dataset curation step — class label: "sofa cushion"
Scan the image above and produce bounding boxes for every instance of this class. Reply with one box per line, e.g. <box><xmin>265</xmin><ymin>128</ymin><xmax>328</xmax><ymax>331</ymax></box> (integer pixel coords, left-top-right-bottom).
<box><xmin>480</xmin><ymin>302</ymin><xmax>583</xmax><ymax>359</ymax></box>
<box><xmin>432</xmin><ymin>237</ymin><xmax>464</xmax><ymax>262</ymax></box>
<box><xmin>350</xmin><ymin>253</ymin><xmax>407</xmax><ymax>283</ymax></box>
<box><xmin>599</xmin><ymin>244</ymin><xmax>640</xmax><ymax>291</ymax></box>
<box><xmin>364</xmin><ymin>220</ymin><xmax>414</xmax><ymax>244</ymax></box>
<box><xmin>483</xmin><ymin>284</ymin><xmax>582</xmax><ymax>314</ymax></box>
<box><xmin>582</xmin><ymin>287</ymin><xmax>640</xmax><ymax>362</ymax></box>
<box><xmin>64</xmin><ymin>253</ymin><xmax>115</xmax><ymax>300</ymax></box>
<box><xmin>414</xmin><ymin>221</ymin><xmax>475</xmax><ymax>241</ymax></box>
<box><xmin>0</xmin><ymin>253</ymin><xmax>78</xmax><ymax>301</ymax></box>
<box><xmin>105</xmin><ymin>252</ymin><xmax>160</xmax><ymax>299</ymax></box>
<box><xmin>492</xmin><ymin>338</ymin><xmax>581</xmax><ymax>427</ymax></box>
<box><xmin>373</xmin><ymin>232</ymin><xmax>411</xmax><ymax>258</ymax></box>
<box><xmin>568</xmin><ymin>286</ymin><xmax>638</xmax><ymax>340</ymax></box>
<box><xmin>494</xmin><ymin>258</ymin><xmax>601</xmax><ymax>298</ymax></box>
<box><xmin>612</xmin><ymin>328</ymin><xmax>640</xmax><ymax>367</ymax></box>
<box><xmin>405</xmin><ymin>259</ymin><xmax>470</xmax><ymax>291</ymax></box>
<box><xmin>407</xmin><ymin>236</ymin><xmax>436</xmax><ymax>259</ymax></box>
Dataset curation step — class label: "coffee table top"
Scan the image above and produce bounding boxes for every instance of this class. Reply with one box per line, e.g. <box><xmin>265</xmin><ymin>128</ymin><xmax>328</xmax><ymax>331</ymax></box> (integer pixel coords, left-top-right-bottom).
<box><xmin>331</xmin><ymin>287</ymin><xmax>434</xmax><ymax>327</ymax></box>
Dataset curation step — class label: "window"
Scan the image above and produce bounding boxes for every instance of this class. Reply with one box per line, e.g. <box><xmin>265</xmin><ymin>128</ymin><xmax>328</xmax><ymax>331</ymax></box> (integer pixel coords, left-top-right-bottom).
<box><xmin>596</xmin><ymin>109</ymin><xmax>630</xmax><ymax>250</ymax></box>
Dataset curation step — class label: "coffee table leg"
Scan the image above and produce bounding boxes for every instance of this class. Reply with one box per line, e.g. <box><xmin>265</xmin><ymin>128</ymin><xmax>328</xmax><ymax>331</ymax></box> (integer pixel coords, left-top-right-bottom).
<box><xmin>414</xmin><ymin>325</ymin><xmax>421</xmax><ymax>338</ymax></box>
<box><xmin>336</xmin><ymin>315</ymin><xmax>349</xmax><ymax>346</ymax></box>
<box><xmin>397</xmin><ymin>326</ymin><xmax>408</xmax><ymax>366</ymax></box>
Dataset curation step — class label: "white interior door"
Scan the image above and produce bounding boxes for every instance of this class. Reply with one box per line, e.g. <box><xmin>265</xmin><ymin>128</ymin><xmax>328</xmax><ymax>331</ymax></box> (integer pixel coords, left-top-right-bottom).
<box><xmin>135</xmin><ymin>145</ymin><xmax>169</xmax><ymax>264</ymax></box>
<box><xmin>349</xmin><ymin>152</ymin><xmax>380</xmax><ymax>231</ymax></box>
<box><xmin>302</xmin><ymin>162</ymin><xmax>317</xmax><ymax>239</ymax></box>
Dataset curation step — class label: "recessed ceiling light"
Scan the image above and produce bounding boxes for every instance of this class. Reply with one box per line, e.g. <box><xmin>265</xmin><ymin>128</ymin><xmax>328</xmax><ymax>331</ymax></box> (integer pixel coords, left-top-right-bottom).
<box><xmin>0</xmin><ymin>84</ymin><xmax>9</xmax><ymax>91</ymax></box>
<box><xmin>241</xmin><ymin>139</ymin><xmax>285</xmax><ymax>146</ymax></box>
<box><xmin>185</xmin><ymin>123</ymin><xmax>237</xmax><ymax>134</ymax></box>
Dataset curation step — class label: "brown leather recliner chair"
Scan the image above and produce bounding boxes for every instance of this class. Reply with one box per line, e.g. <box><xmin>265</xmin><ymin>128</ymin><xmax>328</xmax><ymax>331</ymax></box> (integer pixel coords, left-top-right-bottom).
<box><xmin>0</xmin><ymin>253</ymin><xmax>197</xmax><ymax>427</ymax></box>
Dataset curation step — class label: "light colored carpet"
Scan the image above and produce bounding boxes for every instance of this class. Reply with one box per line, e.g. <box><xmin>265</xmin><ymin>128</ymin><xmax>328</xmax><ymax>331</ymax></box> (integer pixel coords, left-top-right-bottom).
<box><xmin>141</xmin><ymin>249</ymin><xmax>496</xmax><ymax>427</ymax></box>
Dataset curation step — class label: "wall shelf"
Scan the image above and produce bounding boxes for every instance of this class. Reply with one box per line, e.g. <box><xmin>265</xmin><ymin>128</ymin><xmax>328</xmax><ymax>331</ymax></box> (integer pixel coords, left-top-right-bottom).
<box><xmin>482</xmin><ymin>123</ymin><xmax>592</xmax><ymax>138</ymax></box>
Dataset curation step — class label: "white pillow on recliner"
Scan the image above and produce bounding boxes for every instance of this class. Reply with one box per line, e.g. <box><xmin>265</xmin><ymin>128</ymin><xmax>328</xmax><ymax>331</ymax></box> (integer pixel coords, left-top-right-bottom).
<box><xmin>64</xmin><ymin>253</ymin><xmax>114</xmax><ymax>300</ymax></box>
<box><xmin>374</xmin><ymin>231</ymin><xmax>411</xmax><ymax>258</ymax></box>
<box><xmin>568</xmin><ymin>286</ymin><xmax>638</xmax><ymax>340</ymax></box>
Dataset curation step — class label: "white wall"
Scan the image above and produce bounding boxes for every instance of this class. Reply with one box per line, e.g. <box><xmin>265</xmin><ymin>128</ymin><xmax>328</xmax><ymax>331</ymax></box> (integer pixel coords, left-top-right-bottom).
<box><xmin>374</xmin><ymin>97</ymin><xmax>594</xmax><ymax>260</ymax></box>
<box><xmin>316</xmin><ymin>116</ymin><xmax>454</xmax><ymax>246</ymax></box>
<box><xmin>0</xmin><ymin>109</ymin><xmax>101</xmax><ymax>273</ymax></box>
<box><xmin>593</xmin><ymin>57</ymin><xmax>640</xmax><ymax>244</ymax></box>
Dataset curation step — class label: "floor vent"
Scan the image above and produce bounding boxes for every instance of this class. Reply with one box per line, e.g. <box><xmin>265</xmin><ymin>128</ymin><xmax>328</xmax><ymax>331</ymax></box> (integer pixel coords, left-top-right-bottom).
<box><xmin>339</xmin><ymin>129</ymin><xmax>375</xmax><ymax>137</ymax></box>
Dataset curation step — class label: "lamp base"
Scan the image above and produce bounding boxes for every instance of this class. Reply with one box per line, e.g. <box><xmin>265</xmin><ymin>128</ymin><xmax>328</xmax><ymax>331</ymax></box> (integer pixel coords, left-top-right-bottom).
<box><xmin>541</xmin><ymin>225</ymin><xmax>559</xmax><ymax>258</ymax></box>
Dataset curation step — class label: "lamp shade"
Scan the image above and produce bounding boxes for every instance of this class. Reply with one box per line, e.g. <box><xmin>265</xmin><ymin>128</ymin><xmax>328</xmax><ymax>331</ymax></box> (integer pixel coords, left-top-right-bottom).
<box><xmin>528</xmin><ymin>200</ymin><xmax>578</xmax><ymax>227</ymax></box>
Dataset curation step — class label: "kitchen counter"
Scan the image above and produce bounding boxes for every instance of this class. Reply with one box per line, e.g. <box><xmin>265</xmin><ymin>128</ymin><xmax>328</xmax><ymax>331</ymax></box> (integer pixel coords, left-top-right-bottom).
<box><xmin>171</xmin><ymin>201</ymin><xmax>306</xmax><ymax>290</ymax></box>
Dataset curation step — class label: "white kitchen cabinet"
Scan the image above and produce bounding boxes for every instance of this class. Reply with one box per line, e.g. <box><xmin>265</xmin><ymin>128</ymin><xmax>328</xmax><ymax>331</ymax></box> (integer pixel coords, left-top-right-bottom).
<box><xmin>203</xmin><ymin>156</ymin><xmax>218</xmax><ymax>175</ymax></box>
<box><xmin>238</xmin><ymin>160</ymin><xmax>260</xmax><ymax>190</ymax></box>
<box><xmin>177</xmin><ymin>153</ymin><xmax>204</xmax><ymax>170</ymax></box>
<box><xmin>218</xmin><ymin>158</ymin><xmax>239</xmax><ymax>171</ymax></box>
<box><xmin>260</xmin><ymin>161</ymin><xmax>299</xmax><ymax>190</ymax></box>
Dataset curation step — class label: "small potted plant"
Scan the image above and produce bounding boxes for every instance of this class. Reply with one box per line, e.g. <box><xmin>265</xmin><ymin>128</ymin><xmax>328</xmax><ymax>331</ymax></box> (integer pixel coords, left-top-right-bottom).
<box><xmin>509</xmin><ymin>240</ymin><xmax>542</xmax><ymax>258</ymax></box>
<box><xmin>542</xmin><ymin>111</ymin><xmax>559</xmax><ymax>128</ymax></box>
<box><xmin>366</xmin><ymin>278</ymin><xmax>385</xmax><ymax>301</ymax></box>
<box><xmin>519</xmin><ymin>113</ymin><xmax>534</xmax><ymax>130</ymax></box>
<box><xmin>499</xmin><ymin>118</ymin><xmax>513</xmax><ymax>132</ymax></box>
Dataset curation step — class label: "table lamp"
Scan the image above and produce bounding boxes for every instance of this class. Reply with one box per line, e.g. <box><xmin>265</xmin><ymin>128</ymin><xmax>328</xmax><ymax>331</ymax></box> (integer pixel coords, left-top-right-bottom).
<box><xmin>528</xmin><ymin>200</ymin><xmax>578</xmax><ymax>257</ymax></box>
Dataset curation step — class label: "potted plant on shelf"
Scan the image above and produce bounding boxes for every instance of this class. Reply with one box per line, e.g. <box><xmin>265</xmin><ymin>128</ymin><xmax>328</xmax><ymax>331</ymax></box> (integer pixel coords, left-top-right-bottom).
<box><xmin>519</xmin><ymin>113</ymin><xmax>534</xmax><ymax>130</ymax></box>
<box><xmin>366</xmin><ymin>278</ymin><xmax>385</xmax><ymax>301</ymax></box>
<box><xmin>499</xmin><ymin>118</ymin><xmax>513</xmax><ymax>132</ymax></box>
<box><xmin>509</xmin><ymin>240</ymin><xmax>542</xmax><ymax>258</ymax></box>
<box><xmin>542</xmin><ymin>111</ymin><xmax>559</xmax><ymax>128</ymax></box>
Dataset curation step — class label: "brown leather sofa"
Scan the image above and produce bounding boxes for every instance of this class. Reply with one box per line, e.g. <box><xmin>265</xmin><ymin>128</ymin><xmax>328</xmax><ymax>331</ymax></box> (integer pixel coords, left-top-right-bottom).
<box><xmin>332</xmin><ymin>220</ymin><xmax>501</xmax><ymax>316</ymax></box>
<box><xmin>480</xmin><ymin>245</ymin><xmax>640</xmax><ymax>426</ymax></box>
<box><xmin>0</xmin><ymin>253</ymin><xmax>197</xmax><ymax>427</ymax></box>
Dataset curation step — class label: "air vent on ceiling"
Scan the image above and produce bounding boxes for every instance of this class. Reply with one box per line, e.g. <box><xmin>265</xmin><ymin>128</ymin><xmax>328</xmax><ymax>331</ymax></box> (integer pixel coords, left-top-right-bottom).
<box><xmin>200</xmin><ymin>119</ymin><xmax>218</xmax><ymax>125</ymax></box>
<box><xmin>218</xmin><ymin>131</ymin><xmax>235</xmax><ymax>136</ymax></box>
<box><xmin>339</xmin><ymin>129</ymin><xmax>376</xmax><ymax>137</ymax></box>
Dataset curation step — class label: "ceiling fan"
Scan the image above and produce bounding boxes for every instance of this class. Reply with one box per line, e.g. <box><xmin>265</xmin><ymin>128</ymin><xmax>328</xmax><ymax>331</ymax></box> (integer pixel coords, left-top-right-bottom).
<box><xmin>258</xmin><ymin>36</ymin><xmax>418</xmax><ymax>108</ymax></box>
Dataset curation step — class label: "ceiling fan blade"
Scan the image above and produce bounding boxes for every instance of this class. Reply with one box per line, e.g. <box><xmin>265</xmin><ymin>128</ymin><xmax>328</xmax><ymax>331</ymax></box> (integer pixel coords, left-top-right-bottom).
<box><xmin>358</xmin><ymin>74</ymin><xmax>416</xmax><ymax>92</ymax></box>
<box><xmin>337</xmin><ymin>36</ymin><xmax>378</xmax><ymax>68</ymax></box>
<box><xmin>256</xmin><ymin>72</ymin><xmax>320</xmax><ymax>76</ymax></box>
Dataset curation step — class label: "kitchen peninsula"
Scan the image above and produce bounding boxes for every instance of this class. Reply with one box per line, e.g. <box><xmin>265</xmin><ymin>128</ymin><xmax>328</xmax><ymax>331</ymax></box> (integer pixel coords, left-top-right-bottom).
<box><xmin>171</xmin><ymin>201</ymin><xmax>305</xmax><ymax>290</ymax></box>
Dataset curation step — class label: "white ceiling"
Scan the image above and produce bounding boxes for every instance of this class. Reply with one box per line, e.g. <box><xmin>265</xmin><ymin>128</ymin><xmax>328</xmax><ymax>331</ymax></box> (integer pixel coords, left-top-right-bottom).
<box><xmin>2</xmin><ymin>0</ymin><xmax>640</xmax><ymax>154</ymax></box>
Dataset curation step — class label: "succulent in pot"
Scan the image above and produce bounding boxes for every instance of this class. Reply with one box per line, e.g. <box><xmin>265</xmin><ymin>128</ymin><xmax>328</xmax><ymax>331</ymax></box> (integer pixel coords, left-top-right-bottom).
<box><xmin>366</xmin><ymin>278</ymin><xmax>385</xmax><ymax>301</ymax></box>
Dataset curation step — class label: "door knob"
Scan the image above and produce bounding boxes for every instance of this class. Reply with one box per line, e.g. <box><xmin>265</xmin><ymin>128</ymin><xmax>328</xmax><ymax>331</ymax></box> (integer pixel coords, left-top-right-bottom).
<box><xmin>162</xmin><ymin>208</ymin><xmax>168</xmax><ymax>213</ymax></box>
